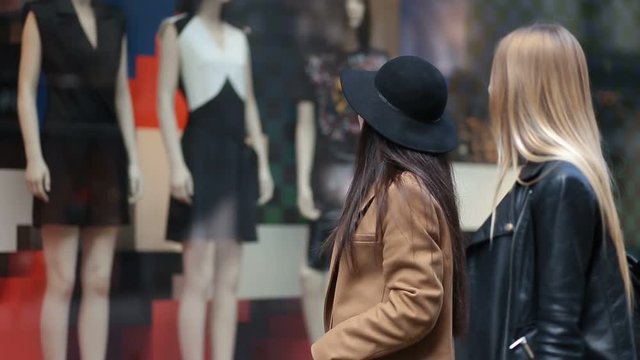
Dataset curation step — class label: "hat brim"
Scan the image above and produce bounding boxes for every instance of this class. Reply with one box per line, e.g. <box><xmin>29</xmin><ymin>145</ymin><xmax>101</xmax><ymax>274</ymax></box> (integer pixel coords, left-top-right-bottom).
<box><xmin>341</xmin><ymin>69</ymin><xmax>458</xmax><ymax>154</ymax></box>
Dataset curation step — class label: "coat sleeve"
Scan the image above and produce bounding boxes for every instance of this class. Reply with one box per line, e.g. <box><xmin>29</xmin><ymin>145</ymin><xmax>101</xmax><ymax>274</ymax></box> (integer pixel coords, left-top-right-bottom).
<box><xmin>532</xmin><ymin>174</ymin><xmax>598</xmax><ymax>359</ymax></box>
<box><xmin>311</xmin><ymin>177</ymin><xmax>445</xmax><ymax>359</ymax></box>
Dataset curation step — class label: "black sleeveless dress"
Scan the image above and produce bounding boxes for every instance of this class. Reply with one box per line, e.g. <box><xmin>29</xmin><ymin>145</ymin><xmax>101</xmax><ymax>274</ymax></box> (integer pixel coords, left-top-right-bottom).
<box><xmin>27</xmin><ymin>0</ymin><xmax>129</xmax><ymax>227</ymax></box>
<box><xmin>164</xmin><ymin>15</ymin><xmax>258</xmax><ymax>242</ymax></box>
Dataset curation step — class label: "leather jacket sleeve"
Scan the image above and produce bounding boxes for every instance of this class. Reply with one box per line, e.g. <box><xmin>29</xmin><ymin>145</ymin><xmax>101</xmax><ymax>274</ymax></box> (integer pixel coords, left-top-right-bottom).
<box><xmin>531</xmin><ymin>174</ymin><xmax>598</xmax><ymax>359</ymax></box>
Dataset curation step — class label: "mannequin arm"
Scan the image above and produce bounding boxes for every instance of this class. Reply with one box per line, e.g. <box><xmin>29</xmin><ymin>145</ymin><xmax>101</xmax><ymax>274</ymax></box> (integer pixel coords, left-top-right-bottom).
<box><xmin>244</xmin><ymin>48</ymin><xmax>274</xmax><ymax>205</ymax></box>
<box><xmin>295</xmin><ymin>101</ymin><xmax>320</xmax><ymax>219</ymax></box>
<box><xmin>17</xmin><ymin>12</ymin><xmax>49</xmax><ymax>201</ymax></box>
<box><xmin>115</xmin><ymin>37</ymin><xmax>143</xmax><ymax>202</ymax></box>
<box><xmin>157</xmin><ymin>22</ymin><xmax>193</xmax><ymax>204</ymax></box>
<box><xmin>157</xmin><ymin>23</ymin><xmax>185</xmax><ymax>169</ymax></box>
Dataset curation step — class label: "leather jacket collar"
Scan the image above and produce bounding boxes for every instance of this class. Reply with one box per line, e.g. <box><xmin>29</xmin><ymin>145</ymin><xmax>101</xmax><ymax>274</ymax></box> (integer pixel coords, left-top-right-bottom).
<box><xmin>519</xmin><ymin>162</ymin><xmax>546</xmax><ymax>182</ymax></box>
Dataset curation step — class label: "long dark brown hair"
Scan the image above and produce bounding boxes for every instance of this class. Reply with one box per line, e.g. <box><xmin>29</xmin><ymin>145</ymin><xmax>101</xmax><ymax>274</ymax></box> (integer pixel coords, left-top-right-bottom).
<box><xmin>328</xmin><ymin>122</ymin><xmax>468</xmax><ymax>335</ymax></box>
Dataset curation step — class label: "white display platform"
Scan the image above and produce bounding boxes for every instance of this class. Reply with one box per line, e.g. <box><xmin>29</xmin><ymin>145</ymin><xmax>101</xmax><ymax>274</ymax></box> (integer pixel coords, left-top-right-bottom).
<box><xmin>172</xmin><ymin>224</ymin><xmax>308</xmax><ymax>300</ymax></box>
<box><xmin>455</xmin><ymin>162</ymin><xmax>515</xmax><ymax>231</ymax></box>
<box><xmin>0</xmin><ymin>169</ymin><xmax>32</xmax><ymax>253</ymax></box>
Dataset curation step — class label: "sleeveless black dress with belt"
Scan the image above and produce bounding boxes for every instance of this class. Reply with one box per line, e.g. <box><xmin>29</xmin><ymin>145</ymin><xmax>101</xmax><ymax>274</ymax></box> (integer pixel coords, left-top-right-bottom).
<box><xmin>27</xmin><ymin>0</ymin><xmax>129</xmax><ymax>227</ymax></box>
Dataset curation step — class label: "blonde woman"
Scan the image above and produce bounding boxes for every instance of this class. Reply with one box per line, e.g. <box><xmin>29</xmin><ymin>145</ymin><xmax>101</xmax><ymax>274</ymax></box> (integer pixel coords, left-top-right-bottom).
<box><xmin>463</xmin><ymin>24</ymin><xmax>636</xmax><ymax>359</ymax></box>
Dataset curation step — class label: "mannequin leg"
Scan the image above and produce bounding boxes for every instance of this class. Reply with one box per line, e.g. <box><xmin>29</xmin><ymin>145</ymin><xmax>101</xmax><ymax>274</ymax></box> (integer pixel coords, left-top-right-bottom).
<box><xmin>40</xmin><ymin>225</ymin><xmax>80</xmax><ymax>360</ymax></box>
<box><xmin>78</xmin><ymin>226</ymin><xmax>118</xmax><ymax>360</ymax></box>
<box><xmin>209</xmin><ymin>240</ymin><xmax>243</xmax><ymax>360</ymax></box>
<box><xmin>179</xmin><ymin>241</ymin><xmax>215</xmax><ymax>360</ymax></box>
<box><xmin>300</xmin><ymin>264</ymin><xmax>328</xmax><ymax>342</ymax></box>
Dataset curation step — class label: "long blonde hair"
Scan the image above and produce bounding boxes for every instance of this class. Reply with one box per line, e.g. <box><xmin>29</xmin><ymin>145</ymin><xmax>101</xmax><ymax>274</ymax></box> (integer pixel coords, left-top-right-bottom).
<box><xmin>489</xmin><ymin>24</ymin><xmax>633</xmax><ymax>303</ymax></box>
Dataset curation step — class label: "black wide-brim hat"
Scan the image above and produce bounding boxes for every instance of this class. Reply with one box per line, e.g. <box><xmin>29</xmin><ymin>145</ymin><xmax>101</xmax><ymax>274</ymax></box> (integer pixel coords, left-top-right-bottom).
<box><xmin>341</xmin><ymin>56</ymin><xmax>458</xmax><ymax>153</ymax></box>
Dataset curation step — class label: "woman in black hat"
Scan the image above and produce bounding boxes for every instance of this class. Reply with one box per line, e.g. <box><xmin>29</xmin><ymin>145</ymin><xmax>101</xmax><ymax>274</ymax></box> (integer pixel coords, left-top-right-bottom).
<box><xmin>311</xmin><ymin>56</ymin><xmax>466</xmax><ymax>359</ymax></box>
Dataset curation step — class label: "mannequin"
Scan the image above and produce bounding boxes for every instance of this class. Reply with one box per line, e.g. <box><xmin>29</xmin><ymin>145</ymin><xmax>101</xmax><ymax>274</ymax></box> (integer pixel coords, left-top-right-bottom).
<box><xmin>157</xmin><ymin>0</ymin><xmax>274</xmax><ymax>359</ymax></box>
<box><xmin>295</xmin><ymin>0</ymin><xmax>387</xmax><ymax>342</ymax></box>
<box><xmin>17</xmin><ymin>0</ymin><xmax>142</xmax><ymax>359</ymax></box>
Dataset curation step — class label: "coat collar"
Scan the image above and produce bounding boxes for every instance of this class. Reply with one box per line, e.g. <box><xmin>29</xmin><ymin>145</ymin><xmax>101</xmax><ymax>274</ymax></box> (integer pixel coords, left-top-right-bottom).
<box><xmin>359</xmin><ymin>191</ymin><xmax>375</xmax><ymax>213</ymax></box>
<box><xmin>518</xmin><ymin>161</ymin><xmax>567</xmax><ymax>183</ymax></box>
<box><xmin>324</xmin><ymin>189</ymin><xmax>376</xmax><ymax>330</ymax></box>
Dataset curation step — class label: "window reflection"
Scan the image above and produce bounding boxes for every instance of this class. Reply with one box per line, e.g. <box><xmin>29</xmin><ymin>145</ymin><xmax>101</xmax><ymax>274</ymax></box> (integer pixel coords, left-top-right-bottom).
<box><xmin>0</xmin><ymin>0</ymin><xmax>638</xmax><ymax>359</ymax></box>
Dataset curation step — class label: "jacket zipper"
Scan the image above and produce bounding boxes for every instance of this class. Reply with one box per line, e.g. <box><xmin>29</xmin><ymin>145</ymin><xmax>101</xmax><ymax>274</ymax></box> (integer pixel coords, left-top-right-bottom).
<box><xmin>502</xmin><ymin>189</ymin><xmax>532</xmax><ymax>359</ymax></box>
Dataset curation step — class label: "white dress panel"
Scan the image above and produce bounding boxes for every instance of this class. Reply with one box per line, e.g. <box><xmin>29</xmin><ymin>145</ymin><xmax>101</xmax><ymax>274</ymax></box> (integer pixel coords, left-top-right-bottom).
<box><xmin>177</xmin><ymin>16</ymin><xmax>248</xmax><ymax>111</ymax></box>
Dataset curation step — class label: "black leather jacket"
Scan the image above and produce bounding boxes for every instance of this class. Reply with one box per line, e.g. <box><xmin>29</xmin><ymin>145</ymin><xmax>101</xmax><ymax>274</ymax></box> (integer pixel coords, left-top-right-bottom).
<box><xmin>460</xmin><ymin>161</ymin><xmax>636</xmax><ymax>360</ymax></box>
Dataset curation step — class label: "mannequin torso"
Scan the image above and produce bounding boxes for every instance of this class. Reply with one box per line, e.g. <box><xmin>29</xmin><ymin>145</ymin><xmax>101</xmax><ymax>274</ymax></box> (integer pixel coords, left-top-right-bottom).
<box><xmin>301</xmin><ymin>48</ymin><xmax>387</xmax><ymax>216</ymax></box>
<box><xmin>71</xmin><ymin>0</ymin><xmax>97</xmax><ymax>49</ymax></box>
<box><xmin>32</xmin><ymin>0</ymin><xmax>122</xmax><ymax>122</ymax></box>
<box><xmin>295</xmin><ymin>0</ymin><xmax>382</xmax><ymax>343</ymax></box>
<box><xmin>299</xmin><ymin>47</ymin><xmax>386</xmax><ymax>270</ymax></box>
<box><xmin>173</xmin><ymin>14</ymin><xmax>247</xmax><ymax>110</ymax></box>
<box><xmin>17</xmin><ymin>1</ymin><xmax>140</xmax><ymax>359</ymax></box>
<box><xmin>295</xmin><ymin>46</ymin><xmax>387</xmax><ymax>343</ymax></box>
<box><xmin>161</xmin><ymin>14</ymin><xmax>259</xmax><ymax>242</ymax></box>
<box><xmin>156</xmin><ymin>3</ymin><xmax>273</xmax><ymax>359</ymax></box>
<box><xmin>24</xmin><ymin>0</ymin><xmax>132</xmax><ymax>226</ymax></box>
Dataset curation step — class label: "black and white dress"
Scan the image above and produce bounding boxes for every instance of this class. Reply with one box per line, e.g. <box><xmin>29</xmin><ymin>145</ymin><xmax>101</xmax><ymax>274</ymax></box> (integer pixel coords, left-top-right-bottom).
<box><xmin>164</xmin><ymin>14</ymin><xmax>258</xmax><ymax>243</ymax></box>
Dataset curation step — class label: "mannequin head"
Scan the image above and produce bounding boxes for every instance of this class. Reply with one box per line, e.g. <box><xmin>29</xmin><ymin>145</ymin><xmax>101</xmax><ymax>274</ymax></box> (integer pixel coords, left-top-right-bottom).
<box><xmin>345</xmin><ymin>0</ymin><xmax>366</xmax><ymax>29</ymax></box>
<box><xmin>344</xmin><ymin>0</ymin><xmax>371</xmax><ymax>51</ymax></box>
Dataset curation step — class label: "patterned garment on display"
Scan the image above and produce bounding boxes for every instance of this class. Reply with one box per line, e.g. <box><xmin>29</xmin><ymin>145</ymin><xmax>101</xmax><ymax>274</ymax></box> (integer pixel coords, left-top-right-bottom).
<box><xmin>297</xmin><ymin>49</ymin><xmax>387</xmax><ymax>270</ymax></box>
